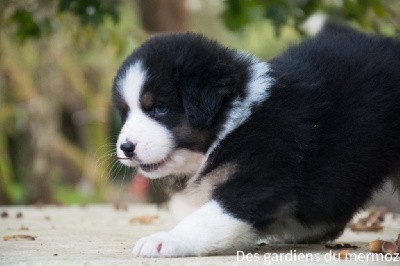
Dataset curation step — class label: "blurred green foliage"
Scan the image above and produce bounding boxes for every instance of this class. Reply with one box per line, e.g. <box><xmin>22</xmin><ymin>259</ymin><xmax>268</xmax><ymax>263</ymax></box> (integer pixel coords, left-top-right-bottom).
<box><xmin>1</xmin><ymin>0</ymin><xmax>399</xmax><ymax>205</ymax></box>
<box><xmin>223</xmin><ymin>0</ymin><xmax>399</xmax><ymax>36</ymax></box>
<box><xmin>0</xmin><ymin>0</ymin><xmax>142</xmax><ymax>205</ymax></box>
<box><xmin>10</xmin><ymin>9</ymin><xmax>49</xmax><ymax>41</ymax></box>
<box><xmin>5</xmin><ymin>0</ymin><xmax>120</xmax><ymax>42</ymax></box>
<box><xmin>58</xmin><ymin>0</ymin><xmax>120</xmax><ymax>26</ymax></box>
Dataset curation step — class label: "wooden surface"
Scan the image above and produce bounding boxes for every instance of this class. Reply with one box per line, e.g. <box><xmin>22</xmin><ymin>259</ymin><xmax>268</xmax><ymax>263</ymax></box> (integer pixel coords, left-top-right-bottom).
<box><xmin>0</xmin><ymin>204</ymin><xmax>399</xmax><ymax>265</ymax></box>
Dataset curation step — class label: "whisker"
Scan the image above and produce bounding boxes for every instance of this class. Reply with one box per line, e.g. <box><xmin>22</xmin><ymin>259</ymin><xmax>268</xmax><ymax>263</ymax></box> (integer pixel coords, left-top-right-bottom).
<box><xmin>116</xmin><ymin>157</ymin><xmax>131</xmax><ymax>160</ymax></box>
<box><xmin>96</xmin><ymin>152</ymin><xmax>116</xmax><ymax>166</ymax></box>
<box><xmin>119</xmin><ymin>164</ymin><xmax>129</xmax><ymax>194</ymax></box>
<box><xmin>106</xmin><ymin>160</ymin><xmax>121</xmax><ymax>183</ymax></box>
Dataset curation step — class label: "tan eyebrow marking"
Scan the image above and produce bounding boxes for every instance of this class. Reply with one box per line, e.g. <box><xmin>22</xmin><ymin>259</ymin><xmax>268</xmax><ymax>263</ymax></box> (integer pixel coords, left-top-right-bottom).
<box><xmin>140</xmin><ymin>92</ymin><xmax>154</xmax><ymax>109</ymax></box>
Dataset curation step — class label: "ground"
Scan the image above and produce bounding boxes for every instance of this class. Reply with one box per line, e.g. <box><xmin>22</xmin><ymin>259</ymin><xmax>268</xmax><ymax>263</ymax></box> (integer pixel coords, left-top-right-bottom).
<box><xmin>0</xmin><ymin>204</ymin><xmax>399</xmax><ymax>265</ymax></box>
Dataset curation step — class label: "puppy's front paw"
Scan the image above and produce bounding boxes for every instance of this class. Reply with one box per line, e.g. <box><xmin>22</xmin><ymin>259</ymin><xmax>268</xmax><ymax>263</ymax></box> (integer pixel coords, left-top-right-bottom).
<box><xmin>132</xmin><ymin>232</ymin><xmax>191</xmax><ymax>258</ymax></box>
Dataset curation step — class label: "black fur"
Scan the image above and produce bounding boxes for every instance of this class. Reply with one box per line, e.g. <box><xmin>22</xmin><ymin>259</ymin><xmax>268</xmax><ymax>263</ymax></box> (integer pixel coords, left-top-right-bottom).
<box><xmin>211</xmin><ymin>24</ymin><xmax>400</xmax><ymax>240</ymax></box>
<box><xmin>113</xmin><ymin>25</ymin><xmax>400</xmax><ymax>243</ymax></box>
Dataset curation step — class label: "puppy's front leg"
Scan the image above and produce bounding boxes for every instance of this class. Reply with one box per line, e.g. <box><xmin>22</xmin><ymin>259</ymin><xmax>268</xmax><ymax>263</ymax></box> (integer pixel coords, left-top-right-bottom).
<box><xmin>132</xmin><ymin>200</ymin><xmax>257</xmax><ymax>257</ymax></box>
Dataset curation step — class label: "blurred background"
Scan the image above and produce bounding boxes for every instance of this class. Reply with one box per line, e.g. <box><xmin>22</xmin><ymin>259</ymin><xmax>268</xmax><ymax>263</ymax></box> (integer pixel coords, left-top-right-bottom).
<box><xmin>0</xmin><ymin>0</ymin><xmax>399</xmax><ymax>209</ymax></box>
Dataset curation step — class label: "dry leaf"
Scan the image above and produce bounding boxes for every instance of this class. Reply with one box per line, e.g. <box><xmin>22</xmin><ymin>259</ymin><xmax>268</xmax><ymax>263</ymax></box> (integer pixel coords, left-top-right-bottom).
<box><xmin>325</xmin><ymin>243</ymin><xmax>358</xmax><ymax>250</ymax></box>
<box><xmin>335</xmin><ymin>249</ymin><xmax>350</xmax><ymax>260</ymax></box>
<box><xmin>368</xmin><ymin>240</ymin><xmax>385</xmax><ymax>253</ymax></box>
<box><xmin>3</xmin><ymin>234</ymin><xmax>36</xmax><ymax>241</ymax></box>
<box><xmin>382</xmin><ymin>241</ymin><xmax>398</xmax><ymax>255</ymax></box>
<box><xmin>129</xmin><ymin>215</ymin><xmax>159</xmax><ymax>225</ymax></box>
<box><xmin>113</xmin><ymin>202</ymin><xmax>128</xmax><ymax>211</ymax></box>
<box><xmin>369</xmin><ymin>240</ymin><xmax>399</xmax><ymax>255</ymax></box>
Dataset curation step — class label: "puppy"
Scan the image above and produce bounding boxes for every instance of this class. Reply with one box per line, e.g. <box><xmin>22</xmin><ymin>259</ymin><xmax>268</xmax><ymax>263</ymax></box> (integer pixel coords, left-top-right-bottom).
<box><xmin>112</xmin><ymin>20</ymin><xmax>400</xmax><ymax>257</ymax></box>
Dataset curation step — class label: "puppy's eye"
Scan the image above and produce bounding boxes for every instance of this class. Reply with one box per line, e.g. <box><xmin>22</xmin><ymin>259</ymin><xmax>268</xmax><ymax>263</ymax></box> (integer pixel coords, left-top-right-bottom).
<box><xmin>153</xmin><ymin>104</ymin><xmax>169</xmax><ymax>115</ymax></box>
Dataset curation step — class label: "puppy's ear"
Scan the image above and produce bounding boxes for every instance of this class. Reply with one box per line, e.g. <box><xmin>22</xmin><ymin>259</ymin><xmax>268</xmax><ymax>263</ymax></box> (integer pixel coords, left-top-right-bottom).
<box><xmin>174</xmin><ymin>68</ymin><xmax>233</xmax><ymax>129</ymax></box>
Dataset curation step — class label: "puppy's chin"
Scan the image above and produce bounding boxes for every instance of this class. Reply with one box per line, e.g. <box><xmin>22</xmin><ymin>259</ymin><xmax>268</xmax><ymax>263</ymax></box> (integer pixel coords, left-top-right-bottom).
<box><xmin>119</xmin><ymin>149</ymin><xmax>205</xmax><ymax>179</ymax></box>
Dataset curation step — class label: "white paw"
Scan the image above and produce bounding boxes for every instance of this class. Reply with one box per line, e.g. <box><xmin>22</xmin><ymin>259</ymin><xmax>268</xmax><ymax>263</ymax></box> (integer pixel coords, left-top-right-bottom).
<box><xmin>132</xmin><ymin>232</ymin><xmax>191</xmax><ymax>258</ymax></box>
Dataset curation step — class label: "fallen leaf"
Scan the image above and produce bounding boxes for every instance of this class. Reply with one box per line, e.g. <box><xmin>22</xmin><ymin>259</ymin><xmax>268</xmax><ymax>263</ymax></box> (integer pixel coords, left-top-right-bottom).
<box><xmin>113</xmin><ymin>202</ymin><xmax>128</xmax><ymax>211</ymax></box>
<box><xmin>325</xmin><ymin>243</ymin><xmax>358</xmax><ymax>250</ymax></box>
<box><xmin>382</xmin><ymin>241</ymin><xmax>398</xmax><ymax>255</ymax></box>
<box><xmin>335</xmin><ymin>249</ymin><xmax>350</xmax><ymax>260</ymax></box>
<box><xmin>368</xmin><ymin>240</ymin><xmax>385</xmax><ymax>253</ymax></box>
<box><xmin>129</xmin><ymin>215</ymin><xmax>159</xmax><ymax>225</ymax></box>
<box><xmin>3</xmin><ymin>235</ymin><xmax>36</xmax><ymax>241</ymax></box>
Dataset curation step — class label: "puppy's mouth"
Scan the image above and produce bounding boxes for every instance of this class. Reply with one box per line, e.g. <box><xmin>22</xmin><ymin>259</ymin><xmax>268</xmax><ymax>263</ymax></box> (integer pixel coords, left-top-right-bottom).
<box><xmin>136</xmin><ymin>154</ymin><xmax>172</xmax><ymax>173</ymax></box>
<box><xmin>116</xmin><ymin>152</ymin><xmax>173</xmax><ymax>173</ymax></box>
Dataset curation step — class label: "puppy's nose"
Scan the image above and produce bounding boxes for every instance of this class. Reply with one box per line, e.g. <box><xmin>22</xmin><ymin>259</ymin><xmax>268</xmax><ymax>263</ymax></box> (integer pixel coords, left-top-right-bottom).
<box><xmin>120</xmin><ymin>141</ymin><xmax>135</xmax><ymax>158</ymax></box>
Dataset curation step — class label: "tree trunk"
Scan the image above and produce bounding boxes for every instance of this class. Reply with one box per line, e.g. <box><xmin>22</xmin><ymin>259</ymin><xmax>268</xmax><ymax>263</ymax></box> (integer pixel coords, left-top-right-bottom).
<box><xmin>138</xmin><ymin>0</ymin><xmax>188</xmax><ymax>33</ymax></box>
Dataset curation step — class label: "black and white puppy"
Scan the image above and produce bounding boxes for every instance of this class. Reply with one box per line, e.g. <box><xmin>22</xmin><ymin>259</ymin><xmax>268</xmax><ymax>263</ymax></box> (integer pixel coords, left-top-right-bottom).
<box><xmin>112</xmin><ymin>19</ymin><xmax>400</xmax><ymax>257</ymax></box>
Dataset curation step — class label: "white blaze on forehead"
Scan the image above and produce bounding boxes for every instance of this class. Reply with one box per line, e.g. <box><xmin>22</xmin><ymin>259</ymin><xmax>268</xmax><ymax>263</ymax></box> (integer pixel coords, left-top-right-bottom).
<box><xmin>116</xmin><ymin>61</ymin><xmax>174</xmax><ymax>165</ymax></box>
<box><xmin>119</xmin><ymin>61</ymin><xmax>147</xmax><ymax>112</ymax></box>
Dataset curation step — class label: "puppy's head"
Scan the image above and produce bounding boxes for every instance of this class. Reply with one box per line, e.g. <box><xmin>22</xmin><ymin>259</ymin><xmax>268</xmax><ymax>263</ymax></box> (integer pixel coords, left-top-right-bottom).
<box><xmin>112</xmin><ymin>33</ymin><xmax>249</xmax><ymax>178</ymax></box>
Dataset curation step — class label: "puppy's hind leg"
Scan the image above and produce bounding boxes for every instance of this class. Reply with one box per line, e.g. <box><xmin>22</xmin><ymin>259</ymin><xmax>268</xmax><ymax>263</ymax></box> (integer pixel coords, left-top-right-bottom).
<box><xmin>132</xmin><ymin>200</ymin><xmax>258</xmax><ymax>257</ymax></box>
